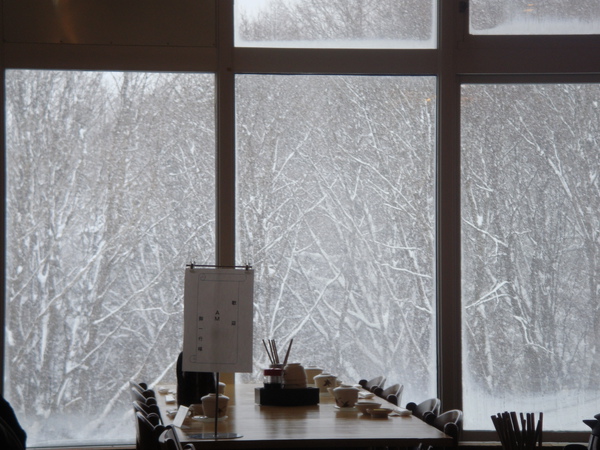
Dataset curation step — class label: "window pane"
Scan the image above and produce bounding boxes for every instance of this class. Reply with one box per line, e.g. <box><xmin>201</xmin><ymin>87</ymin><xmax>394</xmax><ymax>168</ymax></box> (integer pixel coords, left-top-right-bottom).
<box><xmin>461</xmin><ymin>83</ymin><xmax>600</xmax><ymax>431</ymax></box>
<box><xmin>236</xmin><ymin>0</ymin><xmax>436</xmax><ymax>48</ymax></box>
<box><xmin>5</xmin><ymin>70</ymin><xmax>215</xmax><ymax>446</ymax></box>
<box><xmin>470</xmin><ymin>0</ymin><xmax>600</xmax><ymax>35</ymax></box>
<box><xmin>236</xmin><ymin>75</ymin><xmax>437</xmax><ymax>403</ymax></box>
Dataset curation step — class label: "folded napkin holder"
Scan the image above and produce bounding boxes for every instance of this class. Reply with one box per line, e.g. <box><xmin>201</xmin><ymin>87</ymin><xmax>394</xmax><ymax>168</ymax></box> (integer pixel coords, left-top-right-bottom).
<box><xmin>255</xmin><ymin>387</ymin><xmax>319</xmax><ymax>406</ymax></box>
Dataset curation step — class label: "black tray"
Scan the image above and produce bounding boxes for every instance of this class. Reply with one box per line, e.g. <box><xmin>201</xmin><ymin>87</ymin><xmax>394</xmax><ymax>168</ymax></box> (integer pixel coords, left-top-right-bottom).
<box><xmin>254</xmin><ymin>387</ymin><xmax>320</xmax><ymax>406</ymax></box>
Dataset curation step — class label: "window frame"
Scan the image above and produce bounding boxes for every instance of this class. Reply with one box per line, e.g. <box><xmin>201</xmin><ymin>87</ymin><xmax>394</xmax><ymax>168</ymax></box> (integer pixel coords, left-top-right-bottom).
<box><xmin>1</xmin><ymin>0</ymin><xmax>599</xmax><ymax>445</ymax></box>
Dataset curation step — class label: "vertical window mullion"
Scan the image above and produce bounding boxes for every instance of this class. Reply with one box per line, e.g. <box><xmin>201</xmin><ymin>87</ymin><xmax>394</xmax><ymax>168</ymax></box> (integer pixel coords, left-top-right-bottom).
<box><xmin>216</xmin><ymin>0</ymin><xmax>236</xmax><ymax>267</ymax></box>
<box><xmin>437</xmin><ymin>0</ymin><xmax>463</xmax><ymax>413</ymax></box>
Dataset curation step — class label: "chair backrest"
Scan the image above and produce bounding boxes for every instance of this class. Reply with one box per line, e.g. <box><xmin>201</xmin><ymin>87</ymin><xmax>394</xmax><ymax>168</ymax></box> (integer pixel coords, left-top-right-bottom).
<box><xmin>431</xmin><ymin>409</ymin><xmax>463</xmax><ymax>445</ymax></box>
<box><xmin>130</xmin><ymin>380</ymin><xmax>148</xmax><ymax>393</ymax></box>
<box><xmin>131</xmin><ymin>387</ymin><xmax>156</xmax><ymax>404</ymax></box>
<box><xmin>158</xmin><ymin>425</ymin><xmax>195</xmax><ymax>450</ymax></box>
<box><xmin>359</xmin><ymin>375</ymin><xmax>386</xmax><ymax>392</ymax></box>
<box><xmin>135</xmin><ymin>411</ymin><xmax>165</xmax><ymax>450</ymax></box>
<box><xmin>133</xmin><ymin>401</ymin><xmax>162</xmax><ymax>423</ymax></box>
<box><xmin>381</xmin><ymin>384</ymin><xmax>404</xmax><ymax>406</ymax></box>
<box><xmin>131</xmin><ymin>387</ymin><xmax>145</xmax><ymax>403</ymax></box>
<box><xmin>406</xmin><ymin>398</ymin><xmax>441</xmax><ymax>424</ymax></box>
<box><xmin>158</xmin><ymin>427</ymin><xmax>178</xmax><ymax>450</ymax></box>
<box><xmin>144</xmin><ymin>388</ymin><xmax>157</xmax><ymax>399</ymax></box>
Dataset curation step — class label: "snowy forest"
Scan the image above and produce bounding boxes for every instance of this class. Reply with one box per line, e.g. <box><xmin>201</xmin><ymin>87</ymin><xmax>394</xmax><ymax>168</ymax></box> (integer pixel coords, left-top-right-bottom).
<box><xmin>5</xmin><ymin>71</ymin><xmax>218</xmax><ymax>444</ymax></box>
<box><xmin>237</xmin><ymin>0</ymin><xmax>435</xmax><ymax>45</ymax></box>
<box><xmin>470</xmin><ymin>0</ymin><xmax>600</xmax><ymax>34</ymax></box>
<box><xmin>461</xmin><ymin>84</ymin><xmax>600</xmax><ymax>428</ymax></box>
<box><xmin>4</xmin><ymin>0</ymin><xmax>600</xmax><ymax>446</ymax></box>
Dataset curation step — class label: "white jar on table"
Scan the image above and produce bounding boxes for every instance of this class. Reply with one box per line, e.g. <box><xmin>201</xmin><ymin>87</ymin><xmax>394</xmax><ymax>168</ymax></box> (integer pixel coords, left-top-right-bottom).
<box><xmin>200</xmin><ymin>393</ymin><xmax>229</xmax><ymax>418</ymax></box>
<box><xmin>283</xmin><ymin>362</ymin><xmax>307</xmax><ymax>388</ymax></box>
<box><xmin>304</xmin><ymin>365</ymin><xmax>323</xmax><ymax>386</ymax></box>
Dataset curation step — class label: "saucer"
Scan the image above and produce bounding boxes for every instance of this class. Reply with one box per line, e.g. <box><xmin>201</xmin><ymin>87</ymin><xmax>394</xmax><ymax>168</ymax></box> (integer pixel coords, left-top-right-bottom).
<box><xmin>334</xmin><ymin>405</ymin><xmax>357</xmax><ymax>411</ymax></box>
<box><xmin>355</xmin><ymin>402</ymin><xmax>382</xmax><ymax>415</ymax></box>
<box><xmin>391</xmin><ymin>408</ymin><xmax>412</xmax><ymax>417</ymax></box>
<box><xmin>359</xmin><ymin>392</ymin><xmax>375</xmax><ymax>399</ymax></box>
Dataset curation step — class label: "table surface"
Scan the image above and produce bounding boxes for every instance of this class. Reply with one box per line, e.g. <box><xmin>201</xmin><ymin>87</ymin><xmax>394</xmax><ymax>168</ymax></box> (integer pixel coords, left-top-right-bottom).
<box><xmin>156</xmin><ymin>384</ymin><xmax>452</xmax><ymax>449</ymax></box>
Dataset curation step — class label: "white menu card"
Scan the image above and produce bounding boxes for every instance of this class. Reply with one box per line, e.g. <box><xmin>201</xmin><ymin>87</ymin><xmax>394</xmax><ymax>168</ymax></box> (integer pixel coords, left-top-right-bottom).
<box><xmin>182</xmin><ymin>267</ymin><xmax>254</xmax><ymax>373</ymax></box>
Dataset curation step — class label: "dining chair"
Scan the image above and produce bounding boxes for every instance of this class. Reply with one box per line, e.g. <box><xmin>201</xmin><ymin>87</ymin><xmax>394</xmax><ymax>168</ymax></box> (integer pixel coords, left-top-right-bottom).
<box><xmin>131</xmin><ymin>388</ymin><xmax>146</xmax><ymax>403</ymax></box>
<box><xmin>406</xmin><ymin>409</ymin><xmax>462</xmax><ymax>450</ymax></box>
<box><xmin>130</xmin><ymin>380</ymin><xmax>149</xmax><ymax>393</ymax></box>
<box><xmin>133</xmin><ymin>400</ymin><xmax>163</xmax><ymax>423</ymax></box>
<box><xmin>374</xmin><ymin>383</ymin><xmax>404</xmax><ymax>406</ymax></box>
<box><xmin>430</xmin><ymin>409</ymin><xmax>463</xmax><ymax>448</ymax></box>
<box><xmin>158</xmin><ymin>425</ymin><xmax>195</xmax><ymax>450</ymax></box>
<box><xmin>131</xmin><ymin>387</ymin><xmax>156</xmax><ymax>403</ymax></box>
<box><xmin>135</xmin><ymin>411</ymin><xmax>166</xmax><ymax>450</ymax></box>
<box><xmin>358</xmin><ymin>375</ymin><xmax>386</xmax><ymax>393</ymax></box>
<box><xmin>565</xmin><ymin>445</ymin><xmax>588</xmax><ymax>450</ymax></box>
<box><xmin>405</xmin><ymin>397</ymin><xmax>440</xmax><ymax>424</ymax></box>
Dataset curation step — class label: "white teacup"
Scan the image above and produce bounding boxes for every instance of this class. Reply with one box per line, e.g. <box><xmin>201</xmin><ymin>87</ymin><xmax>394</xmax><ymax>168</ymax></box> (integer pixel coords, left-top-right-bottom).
<box><xmin>201</xmin><ymin>393</ymin><xmax>229</xmax><ymax>418</ymax></box>
<box><xmin>314</xmin><ymin>373</ymin><xmax>337</xmax><ymax>393</ymax></box>
<box><xmin>333</xmin><ymin>384</ymin><xmax>359</xmax><ymax>408</ymax></box>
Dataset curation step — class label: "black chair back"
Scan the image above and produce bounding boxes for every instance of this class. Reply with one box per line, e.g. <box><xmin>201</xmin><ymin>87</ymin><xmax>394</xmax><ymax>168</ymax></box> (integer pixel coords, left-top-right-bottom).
<box><xmin>135</xmin><ymin>411</ymin><xmax>165</xmax><ymax>450</ymax></box>
<box><xmin>158</xmin><ymin>425</ymin><xmax>195</xmax><ymax>450</ymax></box>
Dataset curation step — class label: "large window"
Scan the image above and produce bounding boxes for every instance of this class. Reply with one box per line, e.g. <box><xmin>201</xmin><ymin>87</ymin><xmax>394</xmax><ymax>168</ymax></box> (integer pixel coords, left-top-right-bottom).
<box><xmin>461</xmin><ymin>83</ymin><xmax>600</xmax><ymax>432</ymax></box>
<box><xmin>236</xmin><ymin>75</ymin><xmax>437</xmax><ymax>402</ymax></box>
<box><xmin>5</xmin><ymin>70</ymin><xmax>215</xmax><ymax>446</ymax></box>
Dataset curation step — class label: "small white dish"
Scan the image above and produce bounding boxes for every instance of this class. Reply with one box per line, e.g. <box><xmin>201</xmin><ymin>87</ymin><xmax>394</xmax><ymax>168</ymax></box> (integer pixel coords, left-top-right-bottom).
<box><xmin>192</xmin><ymin>415</ymin><xmax>228</xmax><ymax>422</ymax></box>
<box><xmin>391</xmin><ymin>408</ymin><xmax>412</xmax><ymax>417</ymax></box>
<box><xmin>359</xmin><ymin>392</ymin><xmax>375</xmax><ymax>399</ymax></box>
<box><xmin>368</xmin><ymin>408</ymin><xmax>393</xmax><ymax>419</ymax></box>
<box><xmin>355</xmin><ymin>402</ymin><xmax>382</xmax><ymax>415</ymax></box>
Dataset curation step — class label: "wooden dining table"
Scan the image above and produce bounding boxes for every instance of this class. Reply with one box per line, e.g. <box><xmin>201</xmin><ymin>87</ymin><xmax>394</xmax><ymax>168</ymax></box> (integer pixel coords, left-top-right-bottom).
<box><xmin>155</xmin><ymin>384</ymin><xmax>452</xmax><ymax>449</ymax></box>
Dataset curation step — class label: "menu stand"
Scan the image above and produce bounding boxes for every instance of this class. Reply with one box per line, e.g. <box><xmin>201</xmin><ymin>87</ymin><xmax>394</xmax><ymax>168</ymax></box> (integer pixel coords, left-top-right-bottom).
<box><xmin>182</xmin><ymin>263</ymin><xmax>254</xmax><ymax>441</ymax></box>
<box><xmin>190</xmin><ymin>372</ymin><xmax>242</xmax><ymax>440</ymax></box>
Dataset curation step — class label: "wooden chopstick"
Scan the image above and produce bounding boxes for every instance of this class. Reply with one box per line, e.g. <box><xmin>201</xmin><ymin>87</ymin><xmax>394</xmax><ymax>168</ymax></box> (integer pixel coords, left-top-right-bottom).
<box><xmin>262</xmin><ymin>339</ymin><xmax>274</xmax><ymax>364</ymax></box>
<box><xmin>283</xmin><ymin>339</ymin><xmax>293</xmax><ymax>366</ymax></box>
<box><xmin>492</xmin><ymin>412</ymin><xmax>543</xmax><ymax>450</ymax></box>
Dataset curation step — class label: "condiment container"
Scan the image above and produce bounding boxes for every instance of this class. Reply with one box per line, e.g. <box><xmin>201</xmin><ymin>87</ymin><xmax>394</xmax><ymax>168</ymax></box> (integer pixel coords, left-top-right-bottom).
<box><xmin>263</xmin><ymin>368</ymin><xmax>283</xmax><ymax>389</ymax></box>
